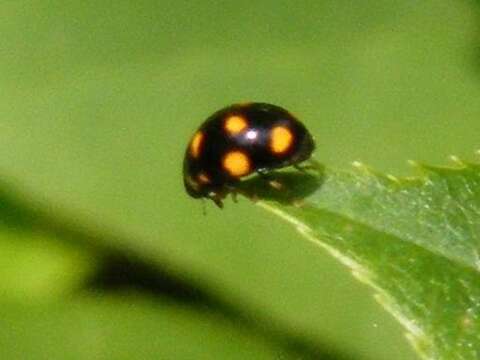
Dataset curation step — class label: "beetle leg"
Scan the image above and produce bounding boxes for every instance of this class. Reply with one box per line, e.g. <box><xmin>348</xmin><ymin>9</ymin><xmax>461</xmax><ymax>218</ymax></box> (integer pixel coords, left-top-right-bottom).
<box><xmin>212</xmin><ymin>197</ymin><xmax>224</xmax><ymax>209</ymax></box>
<box><xmin>208</xmin><ymin>191</ymin><xmax>224</xmax><ymax>209</ymax></box>
<box><xmin>256</xmin><ymin>167</ymin><xmax>270</xmax><ymax>176</ymax></box>
<box><xmin>294</xmin><ymin>164</ymin><xmax>308</xmax><ymax>172</ymax></box>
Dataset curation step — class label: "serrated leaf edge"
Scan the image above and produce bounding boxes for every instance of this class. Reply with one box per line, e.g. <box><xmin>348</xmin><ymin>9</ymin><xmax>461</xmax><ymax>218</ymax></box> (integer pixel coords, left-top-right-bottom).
<box><xmin>257</xmin><ymin>201</ymin><xmax>435</xmax><ymax>360</ymax></box>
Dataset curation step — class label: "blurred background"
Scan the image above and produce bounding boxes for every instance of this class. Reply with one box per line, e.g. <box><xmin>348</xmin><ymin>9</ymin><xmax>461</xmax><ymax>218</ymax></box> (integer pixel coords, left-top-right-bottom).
<box><xmin>1</xmin><ymin>0</ymin><xmax>479</xmax><ymax>359</ymax></box>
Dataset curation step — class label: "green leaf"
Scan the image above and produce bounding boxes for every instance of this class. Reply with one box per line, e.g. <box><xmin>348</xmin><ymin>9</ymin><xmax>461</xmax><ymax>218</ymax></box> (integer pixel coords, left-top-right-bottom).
<box><xmin>0</xmin><ymin>230</ymin><xmax>93</xmax><ymax>302</ymax></box>
<box><xmin>247</xmin><ymin>159</ymin><xmax>480</xmax><ymax>359</ymax></box>
<box><xmin>0</xmin><ymin>180</ymin><xmax>355</xmax><ymax>360</ymax></box>
<box><xmin>0</xmin><ymin>184</ymin><xmax>95</xmax><ymax>301</ymax></box>
<box><xmin>0</xmin><ymin>296</ymin><xmax>288</xmax><ymax>360</ymax></box>
<box><xmin>1</xmin><ymin>1</ymin><xmax>478</xmax><ymax>358</ymax></box>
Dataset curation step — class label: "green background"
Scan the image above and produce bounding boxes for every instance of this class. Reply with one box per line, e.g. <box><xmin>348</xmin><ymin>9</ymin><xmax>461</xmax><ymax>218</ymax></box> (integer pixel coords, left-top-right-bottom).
<box><xmin>1</xmin><ymin>0</ymin><xmax>479</xmax><ymax>358</ymax></box>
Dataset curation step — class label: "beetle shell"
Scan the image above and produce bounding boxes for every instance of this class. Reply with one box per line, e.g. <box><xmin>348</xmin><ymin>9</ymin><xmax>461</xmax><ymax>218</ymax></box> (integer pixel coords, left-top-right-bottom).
<box><xmin>183</xmin><ymin>102</ymin><xmax>315</xmax><ymax>207</ymax></box>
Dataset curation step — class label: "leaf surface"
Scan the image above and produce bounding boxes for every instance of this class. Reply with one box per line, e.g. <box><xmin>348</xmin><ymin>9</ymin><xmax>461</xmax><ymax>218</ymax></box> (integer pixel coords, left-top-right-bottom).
<box><xmin>250</xmin><ymin>161</ymin><xmax>480</xmax><ymax>359</ymax></box>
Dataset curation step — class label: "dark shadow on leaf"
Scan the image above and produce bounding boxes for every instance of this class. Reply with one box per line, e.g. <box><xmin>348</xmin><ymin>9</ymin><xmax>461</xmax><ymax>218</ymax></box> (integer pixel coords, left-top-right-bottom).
<box><xmin>0</xmin><ymin>174</ymin><xmax>353</xmax><ymax>360</ymax></box>
<box><xmin>0</xmin><ymin>182</ymin><xmax>38</xmax><ymax>230</ymax></box>
<box><xmin>237</xmin><ymin>164</ymin><xmax>325</xmax><ymax>205</ymax></box>
<box><xmin>87</xmin><ymin>253</ymin><xmax>354</xmax><ymax>360</ymax></box>
<box><xmin>466</xmin><ymin>1</ymin><xmax>480</xmax><ymax>78</ymax></box>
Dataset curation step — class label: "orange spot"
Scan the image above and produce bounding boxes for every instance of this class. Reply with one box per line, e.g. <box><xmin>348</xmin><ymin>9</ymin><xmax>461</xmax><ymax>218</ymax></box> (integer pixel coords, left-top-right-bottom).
<box><xmin>224</xmin><ymin>115</ymin><xmax>248</xmax><ymax>135</ymax></box>
<box><xmin>197</xmin><ymin>172</ymin><xmax>211</xmax><ymax>184</ymax></box>
<box><xmin>222</xmin><ymin>151</ymin><xmax>251</xmax><ymax>177</ymax></box>
<box><xmin>190</xmin><ymin>131</ymin><xmax>204</xmax><ymax>158</ymax></box>
<box><xmin>270</xmin><ymin>126</ymin><xmax>293</xmax><ymax>154</ymax></box>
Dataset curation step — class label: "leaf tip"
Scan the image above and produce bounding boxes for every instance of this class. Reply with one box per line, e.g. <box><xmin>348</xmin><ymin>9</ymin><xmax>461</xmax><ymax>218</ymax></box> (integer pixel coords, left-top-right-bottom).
<box><xmin>386</xmin><ymin>174</ymin><xmax>401</xmax><ymax>183</ymax></box>
<box><xmin>352</xmin><ymin>160</ymin><xmax>374</xmax><ymax>175</ymax></box>
<box><xmin>351</xmin><ymin>160</ymin><xmax>365</xmax><ymax>168</ymax></box>
<box><xmin>407</xmin><ymin>159</ymin><xmax>421</xmax><ymax>168</ymax></box>
<box><xmin>448</xmin><ymin>155</ymin><xmax>464</xmax><ymax>166</ymax></box>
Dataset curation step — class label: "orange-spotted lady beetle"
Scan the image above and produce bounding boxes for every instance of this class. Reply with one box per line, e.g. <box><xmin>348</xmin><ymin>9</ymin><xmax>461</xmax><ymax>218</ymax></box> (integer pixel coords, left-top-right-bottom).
<box><xmin>183</xmin><ymin>102</ymin><xmax>315</xmax><ymax>207</ymax></box>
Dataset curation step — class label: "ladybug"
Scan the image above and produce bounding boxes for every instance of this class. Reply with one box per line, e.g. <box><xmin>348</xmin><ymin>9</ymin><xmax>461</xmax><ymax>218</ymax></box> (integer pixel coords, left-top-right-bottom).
<box><xmin>183</xmin><ymin>102</ymin><xmax>315</xmax><ymax>208</ymax></box>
